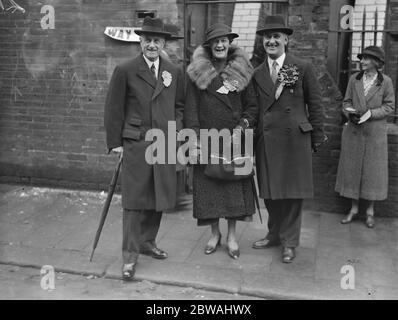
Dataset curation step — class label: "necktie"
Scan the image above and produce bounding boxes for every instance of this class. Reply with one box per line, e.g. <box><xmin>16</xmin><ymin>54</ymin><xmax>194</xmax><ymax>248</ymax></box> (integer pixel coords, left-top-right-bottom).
<box><xmin>271</xmin><ymin>60</ymin><xmax>278</xmax><ymax>84</ymax></box>
<box><xmin>150</xmin><ymin>63</ymin><xmax>157</xmax><ymax>79</ymax></box>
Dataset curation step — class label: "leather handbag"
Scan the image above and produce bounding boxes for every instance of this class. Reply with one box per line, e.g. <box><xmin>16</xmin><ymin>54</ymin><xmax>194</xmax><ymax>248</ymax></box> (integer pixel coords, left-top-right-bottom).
<box><xmin>204</xmin><ymin>154</ymin><xmax>254</xmax><ymax>181</ymax></box>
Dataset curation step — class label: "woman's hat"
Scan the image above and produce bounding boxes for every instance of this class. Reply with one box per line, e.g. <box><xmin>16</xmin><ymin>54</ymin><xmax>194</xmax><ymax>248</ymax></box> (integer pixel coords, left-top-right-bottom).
<box><xmin>203</xmin><ymin>23</ymin><xmax>239</xmax><ymax>45</ymax></box>
<box><xmin>134</xmin><ymin>17</ymin><xmax>171</xmax><ymax>37</ymax></box>
<box><xmin>256</xmin><ymin>15</ymin><xmax>293</xmax><ymax>36</ymax></box>
<box><xmin>357</xmin><ymin>46</ymin><xmax>385</xmax><ymax>64</ymax></box>
<box><xmin>164</xmin><ymin>23</ymin><xmax>184</xmax><ymax>40</ymax></box>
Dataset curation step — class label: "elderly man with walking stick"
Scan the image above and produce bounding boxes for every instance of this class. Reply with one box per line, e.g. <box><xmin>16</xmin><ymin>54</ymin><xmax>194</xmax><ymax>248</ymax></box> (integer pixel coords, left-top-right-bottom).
<box><xmin>104</xmin><ymin>17</ymin><xmax>184</xmax><ymax>281</ymax></box>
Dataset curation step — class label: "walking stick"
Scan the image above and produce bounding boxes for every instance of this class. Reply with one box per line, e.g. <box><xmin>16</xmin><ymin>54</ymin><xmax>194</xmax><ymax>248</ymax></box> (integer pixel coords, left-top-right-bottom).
<box><xmin>251</xmin><ymin>176</ymin><xmax>263</xmax><ymax>224</ymax></box>
<box><xmin>89</xmin><ymin>154</ymin><xmax>123</xmax><ymax>262</ymax></box>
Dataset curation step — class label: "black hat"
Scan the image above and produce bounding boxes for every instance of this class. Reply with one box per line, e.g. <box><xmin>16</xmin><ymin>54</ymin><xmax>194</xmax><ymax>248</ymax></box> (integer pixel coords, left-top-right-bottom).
<box><xmin>164</xmin><ymin>23</ymin><xmax>184</xmax><ymax>40</ymax></box>
<box><xmin>203</xmin><ymin>23</ymin><xmax>238</xmax><ymax>45</ymax></box>
<box><xmin>134</xmin><ymin>17</ymin><xmax>171</xmax><ymax>37</ymax></box>
<box><xmin>357</xmin><ymin>46</ymin><xmax>385</xmax><ymax>64</ymax></box>
<box><xmin>256</xmin><ymin>15</ymin><xmax>293</xmax><ymax>36</ymax></box>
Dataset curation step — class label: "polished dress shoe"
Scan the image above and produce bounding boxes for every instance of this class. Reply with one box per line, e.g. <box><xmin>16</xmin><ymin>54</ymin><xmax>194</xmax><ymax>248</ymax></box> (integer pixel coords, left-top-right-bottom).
<box><xmin>141</xmin><ymin>247</ymin><xmax>168</xmax><ymax>260</ymax></box>
<box><xmin>204</xmin><ymin>234</ymin><xmax>222</xmax><ymax>255</ymax></box>
<box><xmin>366</xmin><ymin>215</ymin><xmax>375</xmax><ymax>228</ymax></box>
<box><xmin>282</xmin><ymin>247</ymin><xmax>296</xmax><ymax>264</ymax></box>
<box><xmin>252</xmin><ymin>238</ymin><xmax>281</xmax><ymax>249</ymax></box>
<box><xmin>341</xmin><ymin>211</ymin><xmax>358</xmax><ymax>224</ymax></box>
<box><xmin>122</xmin><ymin>263</ymin><xmax>136</xmax><ymax>281</ymax></box>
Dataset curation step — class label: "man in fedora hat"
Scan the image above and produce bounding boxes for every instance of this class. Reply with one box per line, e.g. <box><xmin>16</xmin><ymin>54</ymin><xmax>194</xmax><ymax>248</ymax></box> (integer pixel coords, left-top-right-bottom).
<box><xmin>104</xmin><ymin>17</ymin><xmax>184</xmax><ymax>280</ymax></box>
<box><xmin>251</xmin><ymin>15</ymin><xmax>325</xmax><ymax>263</ymax></box>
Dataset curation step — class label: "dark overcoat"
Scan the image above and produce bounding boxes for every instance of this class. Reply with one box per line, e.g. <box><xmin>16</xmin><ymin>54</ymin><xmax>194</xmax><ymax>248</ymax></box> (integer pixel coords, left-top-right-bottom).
<box><xmin>104</xmin><ymin>55</ymin><xmax>184</xmax><ymax>211</ymax></box>
<box><xmin>252</xmin><ymin>54</ymin><xmax>324</xmax><ymax>200</ymax></box>
<box><xmin>335</xmin><ymin>72</ymin><xmax>395</xmax><ymax>201</ymax></box>
<box><xmin>184</xmin><ymin>45</ymin><xmax>258</xmax><ymax>221</ymax></box>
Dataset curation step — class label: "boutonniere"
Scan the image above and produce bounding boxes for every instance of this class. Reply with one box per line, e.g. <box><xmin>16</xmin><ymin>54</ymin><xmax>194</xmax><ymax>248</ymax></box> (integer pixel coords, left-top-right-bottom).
<box><xmin>275</xmin><ymin>64</ymin><xmax>299</xmax><ymax>100</ymax></box>
<box><xmin>162</xmin><ymin>71</ymin><xmax>172</xmax><ymax>87</ymax></box>
<box><xmin>217</xmin><ymin>79</ymin><xmax>239</xmax><ymax>95</ymax></box>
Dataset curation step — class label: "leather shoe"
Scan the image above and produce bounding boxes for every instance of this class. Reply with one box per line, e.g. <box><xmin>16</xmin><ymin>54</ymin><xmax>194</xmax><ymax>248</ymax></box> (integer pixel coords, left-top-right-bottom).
<box><xmin>366</xmin><ymin>215</ymin><xmax>375</xmax><ymax>228</ymax></box>
<box><xmin>282</xmin><ymin>247</ymin><xmax>296</xmax><ymax>264</ymax></box>
<box><xmin>204</xmin><ymin>234</ymin><xmax>222</xmax><ymax>255</ymax></box>
<box><xmin>141</xmin><ymin>247</ymin><xmax>168</xmax><ymax>260</ymax></box>
<box><xmin>252</xmin><ymin>238</ymin><xmax>281</xmax><ymax>249</ymax></box>
<box><xmin>122</xmin><ymin>263</ymin><xmax>136</xmax><ymax>281</ymax></box>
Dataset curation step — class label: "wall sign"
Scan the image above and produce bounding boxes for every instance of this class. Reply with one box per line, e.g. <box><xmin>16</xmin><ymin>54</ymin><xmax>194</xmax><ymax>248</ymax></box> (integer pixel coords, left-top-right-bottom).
<box><xmin>104</xmin><ymin>27</ymin><xmax>140</xmax><ymax>42</ymax></box>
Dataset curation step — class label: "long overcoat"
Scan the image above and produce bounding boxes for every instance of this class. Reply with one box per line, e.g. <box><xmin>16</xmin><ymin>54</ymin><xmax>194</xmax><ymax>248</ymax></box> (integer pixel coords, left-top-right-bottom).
<box><xmin>104</xmin><ymin>55</ymin><xmax>184</xmax><ymax>211</ymax></box>
<box><xmin>252</xmin><ymin>54</ymin><xmax>324</xmax><ymax>200</ymax></box>
<box><xmin>184</xmin><ymin>45</ymin><xmax>258</xmax><ymax>221</ymax></box>
<box><xmin>335</xmin><ymin>72</ymin><xmax>395</xmax><ymax>201</ymax></box>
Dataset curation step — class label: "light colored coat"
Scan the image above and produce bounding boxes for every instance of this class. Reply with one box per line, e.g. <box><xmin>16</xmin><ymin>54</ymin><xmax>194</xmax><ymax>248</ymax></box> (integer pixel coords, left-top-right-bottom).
<box><xmin>335</xmin><ymin>72</ymin><xmax>395</xmax><ymax>200</ymax></box>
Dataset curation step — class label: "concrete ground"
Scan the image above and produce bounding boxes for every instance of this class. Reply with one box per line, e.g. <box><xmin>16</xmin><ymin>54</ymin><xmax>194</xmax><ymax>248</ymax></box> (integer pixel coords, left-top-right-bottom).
<box><xmin>0</xmin><ymin>184</ymin><xmax>397</xmax><ymax>300</ymax></box>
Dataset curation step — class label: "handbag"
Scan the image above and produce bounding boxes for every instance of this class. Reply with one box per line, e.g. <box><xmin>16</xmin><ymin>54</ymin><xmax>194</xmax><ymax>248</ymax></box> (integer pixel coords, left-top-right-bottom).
<box><xmin>204</xmin><ymin>154</ymin><xmax>254</xmax><ymax>181</ymax></box>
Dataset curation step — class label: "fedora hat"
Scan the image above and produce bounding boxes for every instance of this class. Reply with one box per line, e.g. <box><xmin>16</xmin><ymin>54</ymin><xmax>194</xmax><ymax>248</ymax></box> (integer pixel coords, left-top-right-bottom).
<box><xmin>256</xmin><ymin>15</ymin><xmax>293</xmax><ymax>36</ymax></box>
<box><xmin>134</xmin><ymin>17</ymin><xmax>171</xmax><ymax>37</ymax></box>
<box><xmin>357</xmin><ymin>46</ymin><xmax>385</xmax><ymax>64</ymax></box>
<box><xmin>203</xmin><ymin>23</ymin><xmax>238</xmax><ymax>45</ymax></box>
<box><xmin>164</xmin><ymin>23</ymin><xmax>184</xmax><ymax>40</ymax></box>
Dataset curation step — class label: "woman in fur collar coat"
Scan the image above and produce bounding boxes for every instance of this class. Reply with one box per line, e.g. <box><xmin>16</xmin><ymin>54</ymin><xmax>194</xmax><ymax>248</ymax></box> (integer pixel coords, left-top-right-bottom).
<box><xmin>184</xmin><ymin>23</ymin><xmax>258</xmax><ymax>259</ymax></box>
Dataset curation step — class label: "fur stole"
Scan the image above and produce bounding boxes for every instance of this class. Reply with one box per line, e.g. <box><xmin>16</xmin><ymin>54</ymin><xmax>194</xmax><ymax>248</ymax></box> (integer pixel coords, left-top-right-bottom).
<box><xmin>187</xmin><ymin>45</ymin><xmax>254</xmax><ymax>92</ymax></box>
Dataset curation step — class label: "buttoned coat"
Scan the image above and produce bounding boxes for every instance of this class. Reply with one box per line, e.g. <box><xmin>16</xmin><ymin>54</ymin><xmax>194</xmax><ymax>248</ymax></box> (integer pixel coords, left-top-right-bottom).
<box><xmin>335</xmin><ymin>72</ymin><xmax>395</xmax><ymax>200</ymax></box>
<box><xmin>184</xmin><ymin>45</ymin><xmax>258</xmax><ymax>221</ymax></box>
<box><xmin>104</xmin><ymin>55</ymin><xmax>184</xmax><ymax>211</ymax></box>
<box><xmin>253</xmin><ymin>54</ymin><xmax>324</xmax><ymax>200</ymax></box>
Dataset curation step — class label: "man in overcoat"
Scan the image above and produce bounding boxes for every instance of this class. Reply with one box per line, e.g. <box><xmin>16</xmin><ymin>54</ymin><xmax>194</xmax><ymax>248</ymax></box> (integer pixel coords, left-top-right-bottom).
<box><xmin>104</xmin><ymin>17</ymin><xmax>184</xmax><ymax>280</ymax></box>
<box><xmin>251</xmin><ymin>16</ymin><xmax>325</xmax><ymax>263</ymax></box>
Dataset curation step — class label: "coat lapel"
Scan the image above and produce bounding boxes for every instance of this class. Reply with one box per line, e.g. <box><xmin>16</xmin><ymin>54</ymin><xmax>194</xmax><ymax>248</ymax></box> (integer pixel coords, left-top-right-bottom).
<box><xmin>254</xmin><ymin>61</ymin><xmax>273</xmax><ymax>97</ymax></box>
<box><xmin>354</xmin><ymin>78</ymin><xmax>367</xmax><ymax>109</ymax></box>
<box><xmin>365</xmin><ymin>83</ymin><xmax>381</xmax><ymax>102</ymax></box>
<box><xmin>152</xmin><ymin>57</ymin><xmax>167</xmax><ymax>101</ymax></box>
<box><xmin>137</xmin><ymin>55</ymin><xmax>157</xmax><ymax>89</ymax></box>
<box><xmin>206</xmin><ymin>76</ymin><xmax>233</xmax><ymax>110</ymax></box>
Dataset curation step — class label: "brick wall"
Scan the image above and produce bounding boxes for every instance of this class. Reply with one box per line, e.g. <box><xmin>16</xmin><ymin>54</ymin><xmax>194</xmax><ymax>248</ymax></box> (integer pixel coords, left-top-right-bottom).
<box><xmin>0</xmin><ymin>0</ymin><xmax>182</xmax><ymax>190</ymax></box>
<box><xmin>0</xmin><ymin>0</ymin><xmax>397</xmax><ymax>216</ymax></box>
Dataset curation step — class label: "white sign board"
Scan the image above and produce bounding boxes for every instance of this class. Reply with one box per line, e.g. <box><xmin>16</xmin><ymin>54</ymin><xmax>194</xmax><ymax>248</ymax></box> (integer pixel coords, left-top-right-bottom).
<box><xmin>104</xmin><ymin>27</ymin><xmax>140</xmax><ymax>42</ymax></box>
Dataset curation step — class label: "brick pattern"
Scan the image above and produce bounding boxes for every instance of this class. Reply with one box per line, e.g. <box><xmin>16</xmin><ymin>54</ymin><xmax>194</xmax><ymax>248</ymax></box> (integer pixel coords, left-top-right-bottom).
<box><xmin>0</xmin><ymin>0</ymin><xmax>397</xmax><ymax>215</ymax></box>
<box><xmin>231</xmin><ymin>1</ymin><xmax>261</xmax><ymax>58</ymax></box>
<box><xmin>0</xmin><ymin>0</ymin><xmax>181</xmax><ymax>189</ymax></box>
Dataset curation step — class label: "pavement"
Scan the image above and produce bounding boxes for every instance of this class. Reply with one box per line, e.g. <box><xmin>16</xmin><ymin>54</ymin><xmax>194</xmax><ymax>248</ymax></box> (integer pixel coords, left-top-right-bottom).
<box><xmin>0</xmin><ymin>183</ymin><xmax>397</xmax><ymax>300</ymax></box>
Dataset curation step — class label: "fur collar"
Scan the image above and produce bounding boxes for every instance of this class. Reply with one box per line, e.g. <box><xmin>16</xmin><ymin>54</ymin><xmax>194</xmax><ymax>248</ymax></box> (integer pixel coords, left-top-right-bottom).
<box><xmin>187</xmin><ymin>45</ymin><xmax>254</xmax><ymax>92</ymax></box>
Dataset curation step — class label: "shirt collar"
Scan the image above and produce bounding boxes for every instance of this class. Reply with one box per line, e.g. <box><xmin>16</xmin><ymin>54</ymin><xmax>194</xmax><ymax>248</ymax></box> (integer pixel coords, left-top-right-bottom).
<box><xmin>142</xmin><ymin>54</ymin><xmax>160</xmax><ymax>70</ymax></box>
<box><xmin>267</xmin><ymin>53</ymin><xmax>286</xmax><ymax>69</ymax></box>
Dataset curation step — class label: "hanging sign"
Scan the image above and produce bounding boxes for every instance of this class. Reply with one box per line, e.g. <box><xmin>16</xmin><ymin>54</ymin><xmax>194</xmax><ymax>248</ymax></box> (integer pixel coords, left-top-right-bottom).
<box><xmin>104</xmin><ymin>27</ymin><xmax>140</xmax><ymax>42</ymax></box>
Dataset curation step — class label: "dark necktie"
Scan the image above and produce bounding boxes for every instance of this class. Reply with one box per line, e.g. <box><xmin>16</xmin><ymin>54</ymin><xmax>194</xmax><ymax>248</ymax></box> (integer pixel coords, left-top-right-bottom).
<box><xmin>150</xmin><ymin>63</ymin><xmax>157</xmax><ymax>79</ymax></box>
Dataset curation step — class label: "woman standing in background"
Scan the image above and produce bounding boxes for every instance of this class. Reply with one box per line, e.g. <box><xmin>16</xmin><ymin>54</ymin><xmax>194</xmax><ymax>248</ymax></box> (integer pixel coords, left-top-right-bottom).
<box><xmin>336</xmin><ymin>46</ymin><xmax>395</xmax><ymax>228</ymax></box>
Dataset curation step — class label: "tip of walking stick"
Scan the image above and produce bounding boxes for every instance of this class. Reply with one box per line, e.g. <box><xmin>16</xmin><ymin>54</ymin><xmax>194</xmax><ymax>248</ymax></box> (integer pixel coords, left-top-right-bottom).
<box><xmin>89</xmin><ymin>251</ymin><xmax>94</xmax><ymax>262</ymax></box>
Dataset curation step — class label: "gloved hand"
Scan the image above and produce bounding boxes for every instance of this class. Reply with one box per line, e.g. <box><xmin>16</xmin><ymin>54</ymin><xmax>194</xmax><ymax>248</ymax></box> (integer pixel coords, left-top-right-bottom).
<box><xmin>348</xmin><ymin>113</ymin><xmax>361</xmax><ymax>125</ymax></box>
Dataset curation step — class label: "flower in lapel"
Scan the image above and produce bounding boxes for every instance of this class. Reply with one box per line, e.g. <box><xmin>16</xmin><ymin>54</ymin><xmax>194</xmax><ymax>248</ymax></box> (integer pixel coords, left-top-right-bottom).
<box><xmin>162</xmin><ymin>71</ymin><xmax>172</xmax><ymax>87</ymax></box>
<box><xmin>275</xmin><ymin>64</ymin><xmax>299</xmax><ymax>100</ymax></box>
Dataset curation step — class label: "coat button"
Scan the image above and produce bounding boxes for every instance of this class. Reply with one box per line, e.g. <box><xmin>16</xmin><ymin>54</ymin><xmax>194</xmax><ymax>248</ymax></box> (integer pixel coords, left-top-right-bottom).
<box><xmin>285</xmin><ymin>107</ymin><xmax>291</xmax><ymax>113</ymax></box>
<box><xmin>264</xmin><ymin>127</ymin><xmax>269</xmax><ymax>131</ymax></box>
